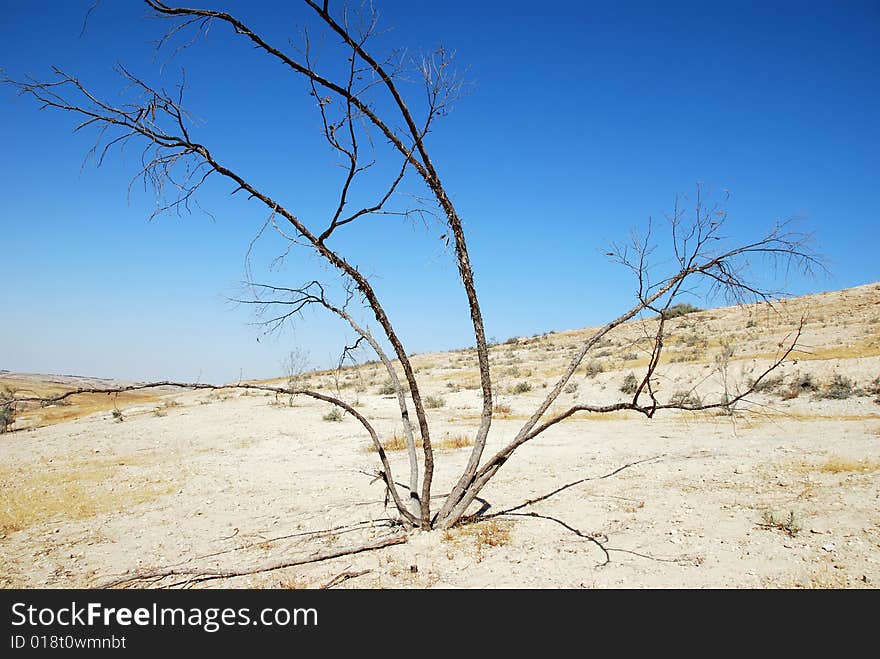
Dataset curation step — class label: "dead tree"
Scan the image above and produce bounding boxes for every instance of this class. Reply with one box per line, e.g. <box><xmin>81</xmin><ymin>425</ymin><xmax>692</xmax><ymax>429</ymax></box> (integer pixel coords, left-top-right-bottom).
<box><xmin>3</xmin><ymin>1</ymin><xmax>822</xmax><ymax>535</ymax></box>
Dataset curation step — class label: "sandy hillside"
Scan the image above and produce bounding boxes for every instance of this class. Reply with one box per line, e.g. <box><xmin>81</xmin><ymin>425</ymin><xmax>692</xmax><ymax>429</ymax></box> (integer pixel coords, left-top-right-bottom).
<box><xmin>2</xmin><ymin>283</ymin><xmax>879</xmax><ymax>588</ymax></box>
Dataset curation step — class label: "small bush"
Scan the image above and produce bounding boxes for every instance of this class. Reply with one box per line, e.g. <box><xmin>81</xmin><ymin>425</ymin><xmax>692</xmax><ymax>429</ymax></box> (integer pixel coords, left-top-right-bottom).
<box><xmin>322</xmin><ymin>408</ymin><xmax>344</xmax><ymax>422</ymax></box>
<box><xmin>563</xmin><ymin>382</ymin><xmax>578</xmax><ymax>394</ymax></box>
<box><xmin>870</xmin><ymin>375</ymin><xmax>880</xmax><ymax>405</ymax></box>
<box><xmin>377</xmin><ymin>381</ymin><xmax>397</xmax><ymax>395</ymax></box>
<box><xmin>1</xmin><ymin>387</ymin><xmax>15</xmax><ymax>433</ymax></box>
<box><xmin>760</xmin><ymin>510</ymin><xmax>801</xmax><ymax>537</ymax></box>
<box><xmin>794</xmin><ymin>372</ymin><xmax>818</xmax><ymax>392</ymax></box>
<box><xmin>511</xmin><ymin>381</ymin><xmax>532</xmax><ymax>394</ymax></box>
<box><xmin>111</xmin><ymin>409</ymin><xmax>124</xmax><ymax>423</ymax></box>
<box><xmin>752</xmin><ymin>374</ymin><xmax>784</xmax><ymax>393</ymax></box>
<box><xmin>620</xmin><ymin>373</ymin><xmax>638</xmax><ymax>395</ymax></box>
<box><xmin>669</xmin><ymin>390</ymin><xmax>701</xmax><ymax>407</ymax></box>
<box><xmin>584</xmin><ymin>360</ymin><xmax>603</xmax><ymax>378</ymax></box>
<box><xmin>661</xmin><ymin>303</ymin><xmax>702</xmax><ymax>320</ymax></box>
<box><xmin>493</xmin><ymin>401</ymin><xmax>512</xmax><ymax>416</ymax></box>
<box><xmin>819</xmin><ymin>374</ymin><xmax>855</xmax><ymax>400</ymax></box>
<box><xmin>425</xmin><ymin>395</ymin><xmax>446</xmax><ymax>409</ymax></box>
<box><xmin>0</xmin><ymin>405</ymin><xmax>14</xmax><ymax>432</ymax></box>
<box><xmin>683</xmin><ymin>334</ymin><xmax>708</xmax><ymax>348</ymax></box>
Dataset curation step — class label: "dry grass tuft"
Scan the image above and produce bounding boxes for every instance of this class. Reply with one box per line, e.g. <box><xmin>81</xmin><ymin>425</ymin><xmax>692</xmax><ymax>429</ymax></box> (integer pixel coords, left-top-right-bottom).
<box><xmin>365</xmin><ymin>431</ymin><xmax>423</xmax><ymax>452</ymax></box>
<box><xmin>276</xmin><ymin>575</ymin><xmax>311</xmax><ymax>589</ymax></box>
<box><xmin>788</xmin><ymin>458</ymin><xmax>880</xmax><ymax>475</ymax></box>
<box><xmin>493</xmin><ymin>401</ymin><xmax>512</xmax><ymax>417</ymax></box>
<box><xmin>369</xmin><ymin>430</ymin><xmax>473</xmax><ymax>452</ymax></box>
<box><xmin>815</xmin><ymin>458</ymin><xmax>880</xmax><ymax>474</ymax></box>
<box><xmin>437</xmin><ymin>433</ymin><xmax>474</xmax><ymax>450</ymax></box>
<box><xmin>443</xmin><ymin>519</ymin><xmax>512</xmax><ymax>561</ymax></box>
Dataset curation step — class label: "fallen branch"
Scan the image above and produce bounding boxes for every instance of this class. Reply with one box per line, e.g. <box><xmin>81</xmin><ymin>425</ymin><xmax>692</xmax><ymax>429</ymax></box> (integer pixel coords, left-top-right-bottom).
<box><xmin>99</xmin><ymin>533</ymin><xmax>407</xmax><ymax>589</ymax></box>
<box><xmin>491</xmin><ymin>455</ymin><xmax>666</xmax><ymax>517</ymax></box>
<box><xmin>500</xmin><ymin>511</ymin><xmax>611</xmax><ymax>566</ymax></box>
<box><xmin>321</xmin><ymin>569</ymin><xmax>371</xmax><ymax>589</ymax></box>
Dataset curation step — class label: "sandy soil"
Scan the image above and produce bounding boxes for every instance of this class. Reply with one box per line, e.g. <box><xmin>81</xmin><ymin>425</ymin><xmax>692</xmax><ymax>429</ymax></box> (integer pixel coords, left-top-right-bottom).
<box><xmin>2</xmin><ymin>283</ymin><xmax>879</xmax><ymax>588</ymax></box>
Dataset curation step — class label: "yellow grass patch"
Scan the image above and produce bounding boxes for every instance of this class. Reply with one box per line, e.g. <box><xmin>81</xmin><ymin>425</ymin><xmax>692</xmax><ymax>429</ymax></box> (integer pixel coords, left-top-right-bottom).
<box><xmin>0</xmin><ymin>453</ymin><xmax>176</xmax><ymax>535</ymax></box>
<box><xmin>788</xmin><ymin>458</ymin><xmax>880</xmax><ymax>475</ymax></box>
<box><xmin>367</xmin><ymin>430</ymin><xmax>475</xmax><ymax>452</ymax></box>
<box><xmin>363</xmin><ymin>430</ymin><xmax>420</xmax><ymax>453</ymax></box>
<box><xmin>437</xmin><ymin>433</ymin><xmax>474</xmax><ymax>450</ymax></box>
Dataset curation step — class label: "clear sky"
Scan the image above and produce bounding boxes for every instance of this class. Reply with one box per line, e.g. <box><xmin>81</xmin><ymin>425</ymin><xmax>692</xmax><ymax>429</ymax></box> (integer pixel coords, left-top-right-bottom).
<box><xmin>1</xmin><ymin>1</ymin><xmax>878</xmax><ymax>383</ymax></box>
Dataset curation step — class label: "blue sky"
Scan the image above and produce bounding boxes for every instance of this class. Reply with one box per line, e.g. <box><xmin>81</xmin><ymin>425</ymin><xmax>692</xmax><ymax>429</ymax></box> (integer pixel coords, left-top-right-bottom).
<box><xmin>1</xmin><ymin>0</ymin><xmax>878</xmax><ymax>382</ymax></box>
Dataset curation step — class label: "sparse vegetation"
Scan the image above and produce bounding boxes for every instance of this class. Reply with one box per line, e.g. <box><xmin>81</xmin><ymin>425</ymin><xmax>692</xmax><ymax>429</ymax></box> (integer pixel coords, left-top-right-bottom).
<box><xmin>377</xmin><ymin>381</ymin><xmax>397</xmax><ymax>395</ymax></box>
<box><xmin>868</xmin><ymin>375</ymin><xmax>880</xmax><ymax>405</ymax></box>
<box><xmin>563</xmin><ymin>382</ymin><xmax>578</xmax><ymax>394</ymax></box>
<box><xmin>814</xmin><ymin>458</ymin><xmax>880</xmax><ymax>474</ymax></box>
<box><xmin>367</xmin><ymin>426</ymin><xmax>472</xmax><ymax>454</ymax></box>
<box><xmin>584</xmin><ymin>360</ymin><xmax>603</xmax><ymax>378</ymax></box>
<box><xmin>425</xmin><ymin>395</ymin><xmax>446</xmax><ymax>409</ymax></box>
<box><xmin>1</xmin><ymin>387</ymin><xmax>15</xmax><ymax>433</ymax></box>
<box><xmin>661</xmin><ymin>303</ymin><xmax>702</xmax><ymax>319</ymax></box>
<box><xmin>511</xmin><ymin>381</ymin><xmax>532</xmax><ymax>394</ymax></box>
<box><xmin>715</xmin><ymin>340</ymin><xmax>736</xmax><ymax>413</ymax></box>
<box><xmin>443</xmin><ymin>519</ymin><xmax>512</xmax><ymax>562</ymax></box>
<box><xmin>438</xmin><ymin>433</ymin><xmax>474</xmax><ymax>450</ymax></box>
<box><xmin>493</xmin><ymin>401</ymin><xmax>512</xmax><ymax>416</ymax></box>
<box><xmin>375</xmin><ymin>431</ymin><xmax>420</xmax><ymax>452</ymax></box>
<box><xmin>669</xmin><ymin>390</ymin><xmax>701</xmax><ymax>407</ymax></box>
<box><xmin>620</xmin><ymin>373</ymin><xmax>638</xmax><ymax>395</ymax></box>
<box><xmin>759</xmin><ymin>510</ymin><xmax>801</xmax><ymax>537</ymax></box>
<box><xmin>752</xmin><ymin>374</ymin><xmax>785</xmax><ymax>393</ymax></box>
<box><xmin>818</xmin><ymin>374</ymin><xmax>856</xmax><ymax>400</ymax></box>
<box><xmin>0</xmin><ymin>454</ymin><xmax>174</xmax><ymax>534</ymax></box>
<box><xmin>322</xmin><ymin>409</ymin><xmax>344</xmax><ymax>422</ymax></box>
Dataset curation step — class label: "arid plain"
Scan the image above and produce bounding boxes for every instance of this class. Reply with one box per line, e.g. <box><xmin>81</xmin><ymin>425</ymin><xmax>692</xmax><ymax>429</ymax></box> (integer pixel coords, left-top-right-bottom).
<box><xmin>2</xmin><ymin>283</ymin><xmax>879</xmax><ymax>588</ymax></box>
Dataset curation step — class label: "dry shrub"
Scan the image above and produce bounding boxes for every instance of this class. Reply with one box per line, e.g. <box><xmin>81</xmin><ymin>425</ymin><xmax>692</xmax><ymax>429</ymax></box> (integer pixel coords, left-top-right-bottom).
<box><xmin>493</xmin><ymin>401</ymin><xmax>512</xmax><ymax>416</ymax></box>
<box><xmin>620</xmin><ymin>373</ymin><xmax>638</xmax><ymax>395</ymax></box>
<box><xmin>818</xmin><ymin>374</ymin><xmax>856</xmax><ymax>400</ymax></box>
<box><xmin>366</xmin><ymin>431</ymin><xmax>422</xmax><ymax>453</ymax></box>
<box><xmin>511</xmin><ymin>381</ymin><xmax>532</xmax><ymax>394</ymax></box>
<box><xmin>437</xmin><ymin>433</ymin><xmax>474</xmax><ymax>450</ymax></box>
<box><xmin>661</xmin><ymin>303</ymin><xmax>701</xmax><ymax>319</ymax></box>
<box><xmin>584</xmin><ymin>360</ymin><xmax>603</xmax><ymax>378</ymax></box>
<box><xmin>424</xmin><ymin>395</ymin><xmax>446</xmax><ymax>409</ymax></box>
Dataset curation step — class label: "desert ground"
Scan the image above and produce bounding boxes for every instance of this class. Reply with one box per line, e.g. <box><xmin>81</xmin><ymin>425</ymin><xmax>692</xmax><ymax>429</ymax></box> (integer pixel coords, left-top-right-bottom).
<box><xmin>2</xmin><ymin>283</ymin><xmax>879</xmax><ymax>589</ymax></box>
